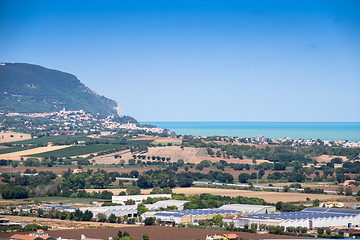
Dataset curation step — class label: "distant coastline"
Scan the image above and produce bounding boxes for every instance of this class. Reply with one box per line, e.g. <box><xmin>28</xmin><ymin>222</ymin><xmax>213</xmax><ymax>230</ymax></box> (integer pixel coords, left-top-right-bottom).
<box><xmin>141</xmin><ymin>122</ymin><xmax>360</xmax><ymax>142</ymax></box>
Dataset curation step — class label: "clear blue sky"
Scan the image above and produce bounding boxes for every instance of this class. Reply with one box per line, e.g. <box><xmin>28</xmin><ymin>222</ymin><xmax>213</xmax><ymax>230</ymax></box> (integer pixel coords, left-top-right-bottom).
<box><xmin>1</xmin><ymin>0</ymin><xmax>359</xmax><ymax>122</ymax></box>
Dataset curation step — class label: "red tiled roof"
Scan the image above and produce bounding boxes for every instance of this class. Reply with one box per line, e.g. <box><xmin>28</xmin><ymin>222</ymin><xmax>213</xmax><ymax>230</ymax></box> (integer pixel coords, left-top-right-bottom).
<box><xmin>223</xmin><ymin>233</ymin><xmax>238</xmax><ymax>239</ymax></box>
<box><xmin>10</xmin><ymin>234</ymin><xmax>38</xmax><ymax>240</ymax></box>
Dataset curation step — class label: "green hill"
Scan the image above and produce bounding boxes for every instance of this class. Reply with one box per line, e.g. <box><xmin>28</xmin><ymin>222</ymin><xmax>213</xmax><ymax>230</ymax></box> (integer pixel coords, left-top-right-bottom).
<box><xmin>0</xmin><ymin>63</ymin><xmax>122</xmax><ymax>116</ymax></box>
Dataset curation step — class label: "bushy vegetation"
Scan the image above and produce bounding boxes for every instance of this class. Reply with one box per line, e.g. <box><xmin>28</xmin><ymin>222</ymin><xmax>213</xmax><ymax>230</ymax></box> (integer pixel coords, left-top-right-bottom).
<box><xmin>0</xmin><ymin>224</ymin><xmax>48</xmax><ymax>233</ymax></box>
<box><xmin>171</xmin><ymin>193</ymin><xmax>268</xmax><ymax>209</ymax></box>
<box><xmin>0</xmin><ymin>168</ymin><xmax>119</xmax><ymax>199</ymax></box>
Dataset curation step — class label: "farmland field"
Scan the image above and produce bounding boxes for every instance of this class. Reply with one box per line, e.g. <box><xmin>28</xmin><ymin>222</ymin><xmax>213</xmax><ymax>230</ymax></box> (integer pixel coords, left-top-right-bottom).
<box><xmin>0</xmin><ymin>145</ymin><xmax>71</xmax><ymax>160</ymax></box>
<box><xmin>29</xmin><ymin>144</ymin><xmax>123</xmax><ymax>158</ymax></box>
<box><xmin>171</xmin><ymin>187</ymin><xmax>355</xmax><ymax>203</ymax></box>
<box><xmin>47</xmin><ymin>226</ymin><xmax>305</xmax><ymax>240</ymax></box>
<box><xmin>0</xmin><ymin>224</ymin><xmax>307</xmax><ymax>240</ymax></box>
<box><xmin>0</xmin><ymin>215</ymin><xmax>133</xmax><ymax>233</ymax></box>
<box><xmin>92</xmin><ymin>145</ymin><xmax>271</xmax><ymax>165</ymax></box>
<box><xmin>0</xmin><ymin>197</ymin><xmax>102</xmax><ymax>207</ymax></box>
<box><xmin>30</xmin><ymin>197</ymin><xmax>102</xmax><ymax>204</ymax></box>
<box><xmin>0</xmin><ymin>131</ymin><xmax>31</xmax><ymax>143</ymax></box>
<box><xmin>10</xmin><ymin>135</ymin><xmax>90</xmax><ymax>145</ymax></box>
<box><xmin>81</xmin><ymin>187</ymin><xmax>355</xmax><ymax>203</ymax></box>
<box><xmin>0</xmin><ymin>145</ymin><xmax>36</xmax><ymax>155</ymax></box>
<box><xmin>93</xmin><ymin>146</ymin><xmax>207</xmax><ymax>164</ymax></box>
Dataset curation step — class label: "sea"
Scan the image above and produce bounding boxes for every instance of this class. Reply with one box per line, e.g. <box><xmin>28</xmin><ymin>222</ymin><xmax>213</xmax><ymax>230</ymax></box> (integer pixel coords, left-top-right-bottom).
<box><xmin>141</xmin><ymin>122</ymin><xmax>360</xmax><ymax>142</ymax></box>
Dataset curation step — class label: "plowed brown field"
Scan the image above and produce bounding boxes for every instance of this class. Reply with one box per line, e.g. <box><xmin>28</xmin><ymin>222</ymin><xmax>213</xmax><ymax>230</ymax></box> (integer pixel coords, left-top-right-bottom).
<box><xmin>0</xmin><ymin>131</ymin><xmax>31</xmax><ymax>143</ymax></box>
<box><xmin>0</xmin><ymin>226</ymin><xmax>308</xmax><ymax>240</ymax></box>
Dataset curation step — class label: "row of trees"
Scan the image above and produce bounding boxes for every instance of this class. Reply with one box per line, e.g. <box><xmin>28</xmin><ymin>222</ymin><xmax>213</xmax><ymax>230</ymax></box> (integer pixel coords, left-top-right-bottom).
<box><xmin>0</xmin><ymin>224</ymin><xmax>47</xmax><ymax>233</ymax></box>
<box><xmin>136</xmin><ymin>168</ymin><xmax>234</xmax><ymax>189</ymax></box>
<box><xmin>131</xmin><ymin>154</ymin><xmax>171</xmax><ymax>162</ymax></box>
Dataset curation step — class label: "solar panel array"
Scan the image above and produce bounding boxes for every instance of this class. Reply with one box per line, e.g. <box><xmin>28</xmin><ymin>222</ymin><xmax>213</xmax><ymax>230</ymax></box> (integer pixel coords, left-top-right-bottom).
<box><xmin>239</xmin><ymin>208</ymin><xmax>360</xmax><ymax>221</ymax></box>
<box><xmin>219</xmin><ymin>204</ymin><xmax>275</xmax><ymax>213</ymax></box>
<box><xmin>302</xmin><ymin>207</ymin><xmax>360</xmax><ymax>215</ymax></box>
<box><xmin>153</xmin><ymin>209</ymin><xmax>238</xmax><ymax>218</ymax></box>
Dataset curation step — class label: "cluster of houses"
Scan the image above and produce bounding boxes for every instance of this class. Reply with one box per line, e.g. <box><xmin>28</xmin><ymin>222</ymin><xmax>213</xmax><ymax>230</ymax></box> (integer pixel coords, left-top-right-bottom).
<box><xmin>118</xmin><ymin>122</ymin><xmax>166</xmax><ymax>134</ymax></box>
<box><xmin>285</xmin><ymin>138</ymin><xmax>359</xmax><ymax>148</ymax></box>
<box><xmin>189</xmin><ymin>135</ymin><xmax>359</xmax><ymax>148</ymax></box>
<box><xmin>343</xmin><ymin>141</ymin><xmax>360</xmax><ymax>148</ymax></box>
<box><xmin>206</xmin><ymin>234</ymin><xmax>239</xmax><ymax>240</ymax></box>
<box><xmin>0</xmin><ymin>203</ymin><xmax>76</xmax><ymax>215</ymax></box>
<box><xmin>10</xmin><ymin>230</ymin><xmax>57</xmax><ymax>240</ymax></box>
<box><xmin>2</xmin><ymin>108</ymin><xmax>167</xmax><ymax>136</ymax></box>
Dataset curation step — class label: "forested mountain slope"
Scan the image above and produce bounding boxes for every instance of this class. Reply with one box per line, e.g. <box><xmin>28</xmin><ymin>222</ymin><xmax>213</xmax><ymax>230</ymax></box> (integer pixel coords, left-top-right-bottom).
<box><xmin>0</xmin><ymin>63</ymin><xmax>121</xmax><ymax>116</ymax></box>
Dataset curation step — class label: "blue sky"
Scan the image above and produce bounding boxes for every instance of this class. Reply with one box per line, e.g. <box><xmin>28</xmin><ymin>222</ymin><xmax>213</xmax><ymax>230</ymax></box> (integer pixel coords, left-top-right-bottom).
<box><xmin>1</xmin><ymin>0</ymin><xmax>359</xmax><ymax>122</ymax></box>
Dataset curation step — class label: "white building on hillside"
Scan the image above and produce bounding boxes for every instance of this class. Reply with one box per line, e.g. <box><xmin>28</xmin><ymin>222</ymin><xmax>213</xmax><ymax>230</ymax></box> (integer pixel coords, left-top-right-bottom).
<box><xmin>141</xmin><ymin>204</ymin><xmax>275</xmax><ymax>225</ymax></box>
<box><xmin>112</xmin><ymin>194</ymin><xmax>172</xmax><ymax>205</ymax></box>
<box><xmin>80</xmin><ymin>200</ymin><xmax>188</xmax><ymax>218</ymax></box>
<box><xmin>223</xmin><ymin>208</ymin><xmax>360</xmax><ymax>229</ymax></box>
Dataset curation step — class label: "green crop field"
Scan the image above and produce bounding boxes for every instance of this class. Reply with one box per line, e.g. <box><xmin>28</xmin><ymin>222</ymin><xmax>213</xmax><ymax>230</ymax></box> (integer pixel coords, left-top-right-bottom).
<box><xmin>127</xmin><ymin>139</ymin><xmax>153</xmax><ymax>145</ymax></box>
<box><xmin>0</xmin><ymin>145</ymin><xmax>36</xmax><ymax>155</ymax></box>
<box><xmin>11</xmin><ymin>135</ymin><xmax>90</xmax><ymax>145</ymax></box>
<box><xmin>31</xmin><ymin>196</ymin><xmax>102</xmax><ymax>204</ymax></box>
<box><xmin>29</xmin><ymin>144</ymin><xmax>123</xmax><ymax>158</ymax></box>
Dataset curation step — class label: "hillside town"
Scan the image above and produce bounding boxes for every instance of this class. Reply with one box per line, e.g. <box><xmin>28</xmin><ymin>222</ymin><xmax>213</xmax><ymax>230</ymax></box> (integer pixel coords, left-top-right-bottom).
<box><xmin>0</xmin><ymin>109</ymin><xmax>168</xmax><ymax>136</ymax></box>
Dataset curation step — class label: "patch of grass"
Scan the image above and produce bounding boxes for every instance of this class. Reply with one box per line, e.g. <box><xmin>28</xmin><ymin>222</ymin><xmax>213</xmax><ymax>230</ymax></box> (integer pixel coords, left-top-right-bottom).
<box><xmin>195</xmin><ymin>148</ymin><xmax>208</xmax><ymax>156</ymax></box>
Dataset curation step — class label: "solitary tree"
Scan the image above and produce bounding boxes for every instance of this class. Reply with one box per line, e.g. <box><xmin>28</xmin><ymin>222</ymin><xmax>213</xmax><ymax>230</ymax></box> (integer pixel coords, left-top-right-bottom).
<box><xmin>126</xmin><ymin>186</ymin><xmax>141</xmax><ymax>195</ymax></box>
<box><xmin>345</xmin><ymin>186</ymin><xmax>353</xmax><ymax>196</ymax></box>
<box><xmin>97</xmin><ymin>213</ymin><xmax>107</xmax><ymax>222</ymax></box>
<box><xmin>312</xmin><ymin>199</ymin><xmax>320</xmax><ymax>207</ymax></box>
<box><xmin>317</xmin><ymin>228</ymin><xmax>324</xmax><ymax>235</ymax></box>
<box><xmin>108</xmin><ymin>213</ymin><xmax>116</xmax><ymax>223</ymax></box>
<box><xmin>137</xmin><ymin>203</ymin><xmax>149</xmax><ymax>215</ymax></box>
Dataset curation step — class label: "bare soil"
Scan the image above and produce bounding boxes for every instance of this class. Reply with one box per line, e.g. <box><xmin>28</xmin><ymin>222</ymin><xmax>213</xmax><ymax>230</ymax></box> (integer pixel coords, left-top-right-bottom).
<box><xmin>171</xmin><ymin>187</ymin><xmax>355</xmax><ymax>203</ymax></box>
<box><xmin>0</xmin><ymin>215</ymin><xmax>131</xmax><ymax>229</ymax></box>
<box><xmin>93</xmin><ymin>145</ymin><xmax>272</xmax><ymax>166</ymax></box>
<box><xmin>0</xmin><ymin>131</ymin><xmax>31</xmax><ymax>143</ymax></box>
<box><xmin>83</xmin><ymin>186</ymin><xmax>354</xmax><ymax>204</ymax></box>
<box><xmin>94</xmin><ymin>146</ymin><xmax>205</xmax><ymax>164</ymax></box>
<box><xmin>315</xmin><ymin>155</ymin><xmax>348</xmax><ymax>163</ymax></box>
<box><xmin>0</xmin><ymin>145</ymin><xmax>71</xmax><ymax>161</ymax></box>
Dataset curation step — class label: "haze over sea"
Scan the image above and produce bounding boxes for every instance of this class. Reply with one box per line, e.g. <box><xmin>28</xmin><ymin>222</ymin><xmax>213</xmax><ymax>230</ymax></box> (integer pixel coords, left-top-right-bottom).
<box><xmin>142</xmin><ymin>122</ymin><xmax>360</xmax><ymax>142</ymax></box>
